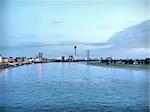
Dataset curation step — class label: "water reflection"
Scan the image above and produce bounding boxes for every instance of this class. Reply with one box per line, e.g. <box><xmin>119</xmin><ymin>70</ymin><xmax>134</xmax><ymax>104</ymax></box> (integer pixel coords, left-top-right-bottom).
<box><xmin>38</xmin><ymin>64</ymin><xmax>43</xmax><ymax>80</ymax></box>
<box><xmin>37</xmin><ymin>64</ymin><xmax>43</xmax><ymax>88</ymax></box>
<box><xmin>0</xmin><ymin>68</ymin><xmax>8</xmax><ymax>75</ymax></box>
<box><xmin>0</xmin><ymin>68</ymin><xmax>9</xmax><ymax>83</ymax></box>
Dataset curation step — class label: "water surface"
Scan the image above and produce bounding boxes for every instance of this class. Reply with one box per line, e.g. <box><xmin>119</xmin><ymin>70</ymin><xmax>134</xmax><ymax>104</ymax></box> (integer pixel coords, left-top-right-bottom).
<box><xmin>0</xmin><ymin>63</ymin><xmax>149</xmax><ymax>112</ymax></box>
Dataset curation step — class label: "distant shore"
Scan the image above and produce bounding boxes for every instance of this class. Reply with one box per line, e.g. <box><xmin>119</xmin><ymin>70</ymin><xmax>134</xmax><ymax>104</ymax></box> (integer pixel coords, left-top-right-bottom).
<box><xmin>0</xmin><ymin>60</ymin><xmax>96</xmax><ymax>70</ymax></box>
<box><xmin>87</xmin><ymin>61</ymin><xmax>150</xmax><ymax>70</ymax></box>
<box><xmin>1</xmin><ymin>61</ymin><xmax>150</xmax><ymax>70</ymax></box>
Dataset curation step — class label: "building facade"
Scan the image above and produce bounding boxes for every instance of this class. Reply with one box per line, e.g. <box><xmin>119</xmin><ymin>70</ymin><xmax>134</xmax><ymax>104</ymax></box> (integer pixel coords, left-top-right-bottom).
<box><xmin>0</xmin><ymin>54</ymin><xmax>2</xmax><ymax>63</ymax></box>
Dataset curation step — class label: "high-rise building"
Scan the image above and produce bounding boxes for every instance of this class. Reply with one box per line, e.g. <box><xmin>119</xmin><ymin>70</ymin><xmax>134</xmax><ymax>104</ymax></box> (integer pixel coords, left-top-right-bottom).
<box><xmin>38</xmin><ymin>52</ymin><xmax>43</xmax><ymax>58</ymax></box>
<box><xmin>86</xmin><ymin>50</ymin><xmax>90</xmax><ymax>60</ymax></box>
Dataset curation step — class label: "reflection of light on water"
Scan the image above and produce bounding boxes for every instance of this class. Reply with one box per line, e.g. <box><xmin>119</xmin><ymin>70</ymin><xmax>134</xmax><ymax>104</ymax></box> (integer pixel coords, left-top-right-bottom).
<box><xmin>0</xmin><ymin>68</ymin><xmax>8</xmax><ymax>76</ymax></box>
<box><xmin>38</xmin><ymin>64</ymin><xmax>43</xmax><ymax>80</ymax></box>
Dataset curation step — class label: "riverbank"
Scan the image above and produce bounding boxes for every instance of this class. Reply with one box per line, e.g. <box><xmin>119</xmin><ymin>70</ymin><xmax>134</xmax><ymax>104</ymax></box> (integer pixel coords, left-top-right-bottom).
<box><xmin>0</xmin><ymin>63</ymin><xmax>11</xmax><ymax>69</ymax></box>
<box><xmin>0</xmin><ymin>59</ymin><xmax>98</xmax><ymax>70</ymax></box>
<box><xmin>87</xmin><ymin>61</ymin><xmax>150</xmax><ymax>69</ymax></box>
<box><xmin>1</xmin><ymin>61</ymin><xmax>150</xmax><ymax>70</ymax></box>
<box><xmin>0</xmin><ymin>62</ymin><xmax>32</xmax><ymax>69</ymax></box>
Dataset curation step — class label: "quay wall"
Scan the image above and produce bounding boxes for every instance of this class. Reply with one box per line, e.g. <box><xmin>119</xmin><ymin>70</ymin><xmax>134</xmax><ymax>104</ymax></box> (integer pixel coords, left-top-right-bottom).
<box><xmin>0</xmin><ymin>63</ymin><xmax>10</xmax><ymax>69</ymax></box>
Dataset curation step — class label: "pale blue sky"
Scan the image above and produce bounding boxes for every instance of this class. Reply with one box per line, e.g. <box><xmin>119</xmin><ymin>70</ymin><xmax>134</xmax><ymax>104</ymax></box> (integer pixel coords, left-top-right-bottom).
<box><xmin>1</xmin><ymin>0</ymin><xmax>149</xmax><ymax>45</ymax></box>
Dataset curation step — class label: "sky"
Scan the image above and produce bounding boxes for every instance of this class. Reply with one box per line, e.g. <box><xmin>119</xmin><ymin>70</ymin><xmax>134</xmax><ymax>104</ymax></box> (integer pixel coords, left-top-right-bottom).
<box><xmin>0</xmin><ymin>0</ymin><xmax>149</xmax><ymax>46</ymax></box>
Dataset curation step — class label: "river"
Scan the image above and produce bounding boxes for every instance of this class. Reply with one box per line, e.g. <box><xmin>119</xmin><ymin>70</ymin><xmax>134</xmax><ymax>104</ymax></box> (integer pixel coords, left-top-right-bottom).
<box><xmin>0</xmin><ymin>63</ymin><xmax>149</xmax><ymax>112</ymax></box>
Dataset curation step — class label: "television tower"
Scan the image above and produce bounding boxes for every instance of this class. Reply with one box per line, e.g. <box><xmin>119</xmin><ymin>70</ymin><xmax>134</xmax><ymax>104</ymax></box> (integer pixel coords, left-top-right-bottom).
<box><xmin>74</xmin><ymin>45</ymin><xmax>77</xmax><ymax>60</ymax></box>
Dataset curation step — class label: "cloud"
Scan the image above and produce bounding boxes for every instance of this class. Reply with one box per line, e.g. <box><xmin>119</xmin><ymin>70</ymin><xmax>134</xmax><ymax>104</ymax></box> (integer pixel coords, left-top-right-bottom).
<box><xmin>51</xmin><ymin>20</ymin><xmax>64</xmax><ymax>24</ymax></box>
<box><xmin>20</xmin><ymin>41</ymin><xmax>109</xmax><ymax>48</ymax></box>
<box><xmin>50</xmin><ymin>34</ymin><xmax>64</xmax><ymax>37</ymax></box>
<box><xmin>132</xmin><ymin>48</ymin><xmax>150</xmax><ymax>52</ymax></box>
<box><xmin>108</xmin><ymin>20</ymin><xmax>150</xmax><ymax>48</ymax></box>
